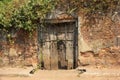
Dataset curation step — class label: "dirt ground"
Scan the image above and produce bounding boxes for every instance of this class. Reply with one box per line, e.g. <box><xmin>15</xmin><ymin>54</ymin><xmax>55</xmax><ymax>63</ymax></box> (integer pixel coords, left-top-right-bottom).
<box><xmin>1</xmin><ymin>46</ymin><xmax>120</xmax><ymax>80</ymax></box>
<box><xmin>0</xmin><ymin>66</ymin><xmax>120</xmax><ymax>80</ymax></box>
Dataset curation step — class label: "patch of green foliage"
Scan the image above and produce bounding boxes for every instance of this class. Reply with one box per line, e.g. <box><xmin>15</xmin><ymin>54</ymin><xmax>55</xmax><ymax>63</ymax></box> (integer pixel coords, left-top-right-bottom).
<box><xmin>0</xmin><ymin>0</ymin><xmax>57</xmax><ymax>34</ymax></box>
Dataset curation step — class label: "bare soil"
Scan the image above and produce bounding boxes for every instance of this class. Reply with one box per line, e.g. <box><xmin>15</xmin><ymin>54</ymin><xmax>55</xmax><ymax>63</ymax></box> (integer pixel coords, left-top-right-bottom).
<box><xmin>0</xmin><ymin>66</ymin><xmax>120</xmax><ymax>80</ymax></box>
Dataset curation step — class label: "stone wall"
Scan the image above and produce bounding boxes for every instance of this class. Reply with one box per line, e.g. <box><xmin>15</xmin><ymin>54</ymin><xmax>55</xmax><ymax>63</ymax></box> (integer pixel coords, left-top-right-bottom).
<box><xmin>78</xmin><ymin>14</ymin><xmax>120</xmax><ymax>53</ymax></box>
<box><xmin>78</xmin><ymin>12</ymin><xmax>120</xmax><ymax>68</ymax></box>
<box><xmin>0</xmin><ymin>29</ymin><xmax>38</xmax><ymax>67</ymax></box>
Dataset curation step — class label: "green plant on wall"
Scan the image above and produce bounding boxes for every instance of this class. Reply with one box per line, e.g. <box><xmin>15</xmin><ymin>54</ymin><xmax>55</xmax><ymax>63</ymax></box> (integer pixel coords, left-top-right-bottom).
<box><xmin>11</xmin><ymin>0</ymin><xmax>58</xmax><ymax>35</ymax></box>
<box><xmin>7</xmin><ymin>33</ymin><xmax>15</xmax><ymax>45</ymax></box>
<box><xmin>0</xmin><ymin>0</ymin><xmax>58</xmax><ymax>35</ymax></box>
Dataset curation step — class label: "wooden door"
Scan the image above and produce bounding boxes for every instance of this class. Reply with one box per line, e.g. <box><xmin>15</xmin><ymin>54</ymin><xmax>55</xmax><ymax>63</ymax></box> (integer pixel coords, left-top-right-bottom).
<box><xmin>38</xmin><ymin>20</ymin><xmax>78</xmax><ymax>69</ymax></box>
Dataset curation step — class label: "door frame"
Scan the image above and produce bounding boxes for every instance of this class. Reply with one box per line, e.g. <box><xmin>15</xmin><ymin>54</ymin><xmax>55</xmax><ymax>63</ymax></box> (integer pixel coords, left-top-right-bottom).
<box><xmin>37</xmin><ymin>18</ymin><xmax>78</xmax><ymax>69</ymax></box>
